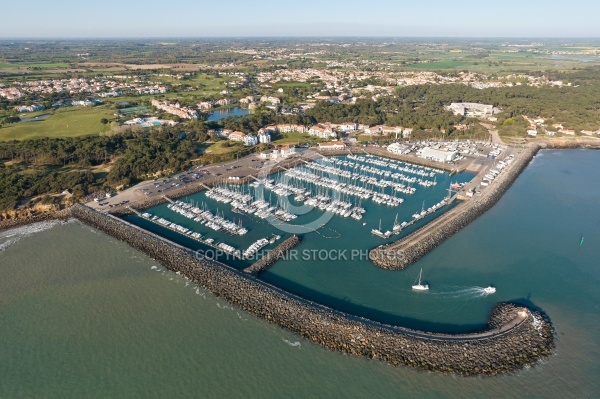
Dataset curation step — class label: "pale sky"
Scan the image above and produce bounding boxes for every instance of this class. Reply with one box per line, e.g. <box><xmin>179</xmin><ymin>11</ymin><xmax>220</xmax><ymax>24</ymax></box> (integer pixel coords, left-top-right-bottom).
<box><xmin>1</xmin><ymin>0</ymin><xmax>599</xmax><ymax>38</ymax></box>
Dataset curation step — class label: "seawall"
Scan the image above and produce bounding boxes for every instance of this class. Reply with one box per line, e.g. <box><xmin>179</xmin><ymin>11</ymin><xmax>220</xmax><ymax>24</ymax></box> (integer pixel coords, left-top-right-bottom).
<box><xmin>69</xmin><ymin>203</ymin><xmax>554</xmax><ymax>376</ymax></box>
<box><xmin>243</xmin><ymin>235</ymin><xmax>301</xmax><ymax>275</ymax></box>
<box><xmin>370</xmin><ymin>143</ymin><xmax>541</xmax><ymax>270</ymax></box>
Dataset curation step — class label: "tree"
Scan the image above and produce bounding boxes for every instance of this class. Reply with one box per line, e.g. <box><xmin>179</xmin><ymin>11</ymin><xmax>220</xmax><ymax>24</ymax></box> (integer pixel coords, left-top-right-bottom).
<box><xmin>100</xmin><ymin>118</ymin><xmax>109</xmax><ymax>124</ymax></box>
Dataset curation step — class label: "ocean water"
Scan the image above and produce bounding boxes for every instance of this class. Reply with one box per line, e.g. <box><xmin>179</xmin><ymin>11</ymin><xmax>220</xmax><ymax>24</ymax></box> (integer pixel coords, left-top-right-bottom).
<box><xmin>1</xmin><ymin>149</ymin><xmax>599</xmax><ymax>398</ymax></box>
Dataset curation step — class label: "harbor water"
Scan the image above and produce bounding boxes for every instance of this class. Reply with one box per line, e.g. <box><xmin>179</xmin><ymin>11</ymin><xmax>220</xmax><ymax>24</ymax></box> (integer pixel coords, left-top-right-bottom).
<box><xmin>1</xmin><ymin>149</ymin><xmax>599</xmax><ymax>398</ymax></box>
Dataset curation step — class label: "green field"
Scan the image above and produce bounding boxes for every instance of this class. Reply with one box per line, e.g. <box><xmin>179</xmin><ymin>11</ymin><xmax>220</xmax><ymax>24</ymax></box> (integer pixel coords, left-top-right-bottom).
<box><xmin>409</xmin><ymin>60</ymin><xmax>469</xmax><ymax>70</ymax></box>
<box><xmin>202</xmin><ymin>141</ymin><xmax>244</xmax><ymax>154</ymax></box>
<box><xmin>0</xmin><ymin>107</ymin><xmax>114</xmax><ymax>141</ymax></box>
<box><xmin>272</xmin><ymin>131</ymin><xmax>317</xmax><ymax>144</ymax></box>
<box><xmin>119</xmin><ymin>106</ymin><xmax>149</xmax><ymax>116</ymax></box>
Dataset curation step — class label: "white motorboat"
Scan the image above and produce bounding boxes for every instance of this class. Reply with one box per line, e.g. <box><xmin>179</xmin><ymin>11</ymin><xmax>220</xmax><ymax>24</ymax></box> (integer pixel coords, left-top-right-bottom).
<box><xmin>483</xmin><ymin>286</ymin><xmax>496</xmax><ymax>294</ymax></box>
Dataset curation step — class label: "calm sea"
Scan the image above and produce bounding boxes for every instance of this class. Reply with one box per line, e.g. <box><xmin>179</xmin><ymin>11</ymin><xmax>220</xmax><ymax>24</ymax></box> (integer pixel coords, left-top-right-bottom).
<box><xmin>1</xmin><ymin>149</ymin><xmax>599</xmax><ymax>398</ymax></box>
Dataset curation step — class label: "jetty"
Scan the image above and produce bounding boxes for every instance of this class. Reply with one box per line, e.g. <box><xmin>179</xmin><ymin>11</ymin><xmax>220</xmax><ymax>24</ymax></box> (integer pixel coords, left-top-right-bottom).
<box><xmin>68</xmin><ymin>203</ymin><xmax>554</xmax><ymax>376</ymax></box>
<box><xmin>243</xmin><ymin>235</ymin><xmax>301</xmax><ymax>275</ymax></box>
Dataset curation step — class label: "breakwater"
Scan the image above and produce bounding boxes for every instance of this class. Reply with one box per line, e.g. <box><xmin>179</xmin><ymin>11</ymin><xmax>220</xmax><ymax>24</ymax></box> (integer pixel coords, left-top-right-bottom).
<box><xmin>370</xmin><ymin>144</ymin><xmax>541</xmax><ymax>270</ymax></box>
<box><xmin>243</xmin><ymin>235</ymin><xmax>301</xmax><ymax>275</ymax></box>
<box><xmin>69</xmin><ymin>203</ymin><xmax>553</xmax><ymax>376</ymax></box>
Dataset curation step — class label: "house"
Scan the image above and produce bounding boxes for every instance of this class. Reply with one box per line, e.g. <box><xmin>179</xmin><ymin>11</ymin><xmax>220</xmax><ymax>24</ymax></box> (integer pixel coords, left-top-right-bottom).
<box><xmin>563</xmin><ymin>129</ymin><xmax>575</xmax><ymax>135</ymax></box>
<box><xmin>402</xmin><ymin>128</ymin><xmax>413</xmax><ymax>138</ymax></box>
<box><xmin>280</xmin><ymin>145</ymin><xmax>295</xmax><ymax>157</ymax></box>
<box><xmin>228</xmin><ymin>131</ymin><xmax>246</xmax><ymax>143</ymax></box>
<box><xmin>216</xmin><ymin>98</ymin><xmax>232</xmax><ymax>106</ymax></box>
<box><xmin>364</xmin><ymin>125</ymin><xmax>383</xmax><ymax>135</ymax></box>
<box><xmin>198</xmin><ymin>101</ymin><xmax>213</xmax><ymax>110</ymax></box>
<box><xmin>527</xmin><ymin>129</ymin><xmax>538</xmax><ymax>136</ymax></box>
<box><xmin>318</xmin><ymin>141</ymin><xmax>345</xmax><ymax>150</ymax></box>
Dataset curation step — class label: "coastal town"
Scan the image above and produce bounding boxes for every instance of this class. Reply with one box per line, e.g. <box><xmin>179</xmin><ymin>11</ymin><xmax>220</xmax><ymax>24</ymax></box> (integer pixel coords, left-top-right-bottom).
<box><xmin>1</xmin><ymin>30</ymin><xmax>600</xmax><ymax>395</ymax></box>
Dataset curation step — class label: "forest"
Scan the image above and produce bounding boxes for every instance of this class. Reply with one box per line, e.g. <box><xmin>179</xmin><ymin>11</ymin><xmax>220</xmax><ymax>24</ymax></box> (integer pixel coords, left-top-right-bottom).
<box><xmin>0</xmin><ymin>130</ymin><xmax>200</xmax><ymax>211</ymax></box>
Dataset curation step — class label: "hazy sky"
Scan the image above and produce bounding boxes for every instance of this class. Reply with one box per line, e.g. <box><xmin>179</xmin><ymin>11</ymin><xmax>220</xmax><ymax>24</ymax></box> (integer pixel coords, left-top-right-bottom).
<box><xmin>1</xmin><ymin>0</ymin><xmax>598</xmax><ymax>38</ymax></box>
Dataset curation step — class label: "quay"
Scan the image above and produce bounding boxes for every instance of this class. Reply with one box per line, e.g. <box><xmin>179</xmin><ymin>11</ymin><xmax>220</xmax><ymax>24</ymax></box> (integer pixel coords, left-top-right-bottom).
<box><xmin>67</xmin><ymin>203</ymin><xmax>554</xmax><ymax>376</ymax></box>
<box><xmin>243</xmin><ymin>235</ymin><xmax>301</xmax><ymax>275</ymax></box>
<box><xmin>369</xmin><ymin>143</ymin><xmax>539</xmax><ymax>269</ymax></box>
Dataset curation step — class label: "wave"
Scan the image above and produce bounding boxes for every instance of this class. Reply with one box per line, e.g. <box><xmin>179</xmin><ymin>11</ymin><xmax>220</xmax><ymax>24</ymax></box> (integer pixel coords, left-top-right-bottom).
<box><xmin>283</xmin><ymin>339</ymin><xmax>301</xmax><ymax>347</ymax></box>
<box><xmin>0</xmin><ymin>219</ymin><xmax>70</xmax><ymax>252</ymax></box>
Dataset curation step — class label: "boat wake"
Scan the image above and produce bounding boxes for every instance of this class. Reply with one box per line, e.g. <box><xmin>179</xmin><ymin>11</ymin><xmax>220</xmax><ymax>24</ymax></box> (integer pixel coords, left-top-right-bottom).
<box><xmin>427</xmin><ymin>285</ymin><xmax>496</xmax><ymax>298</ymax></box>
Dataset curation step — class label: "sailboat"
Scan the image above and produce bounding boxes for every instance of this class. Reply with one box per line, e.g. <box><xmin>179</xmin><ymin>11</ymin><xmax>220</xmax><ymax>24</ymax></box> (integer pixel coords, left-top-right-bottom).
<box><xmin>412</xmin><ymin>268</ymin><xmax>429</xmax><ymax>291</ymax></box>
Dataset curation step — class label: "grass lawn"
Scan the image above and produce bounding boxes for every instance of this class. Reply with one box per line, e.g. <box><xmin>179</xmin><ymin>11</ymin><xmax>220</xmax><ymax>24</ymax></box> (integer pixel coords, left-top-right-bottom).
<box><xmin>203</xmin><ymin>141</ymin><xmax>244</xmax><ymax>155</ymax></box>
<box><xmin>272</xmin><ymin>131</ymin><xmax>316</xmax><ymax>144</ymax></box>
<box><xmin>0</xmin><ymin>106</ymin><xmax>115</xmax><ymax>141</ymax></box>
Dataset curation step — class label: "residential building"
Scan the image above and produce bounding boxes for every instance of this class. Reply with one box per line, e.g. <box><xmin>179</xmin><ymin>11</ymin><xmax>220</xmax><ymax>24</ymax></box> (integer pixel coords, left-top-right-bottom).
<box><xmin>318</xmin><ymin>141</ymin><xmax>345</xmax><ymax>150</ymax></box>
<box><xmin>280</xmin><ymin>145</ymin><xmax>295</xmax><ymax>157</ymax></box>
<box><xmin>15</xmin><ymin>104</ymin><xmax>45</xmax><ymax>112</ymax></box>
<box><xmin>258</xmin><ymin>131</ymin><xmax>271</xmax><ymax>143</ymax></box>
<box><xmin>309</xmin><ymin>125</ymin><xmax>336</xmax><ymax>139</ymax></box>
<box><xmin>151</xmin><ymin>99</ymin><xmax>199</xmax><ymax>119</ymax></box>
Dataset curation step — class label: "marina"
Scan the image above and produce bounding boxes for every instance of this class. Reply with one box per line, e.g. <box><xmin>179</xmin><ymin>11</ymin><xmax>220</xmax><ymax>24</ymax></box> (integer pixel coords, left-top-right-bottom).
<box><xmin>120</xmin><ymin>152</ymin><xmax>476</xmax><ymax>320</ymax></box>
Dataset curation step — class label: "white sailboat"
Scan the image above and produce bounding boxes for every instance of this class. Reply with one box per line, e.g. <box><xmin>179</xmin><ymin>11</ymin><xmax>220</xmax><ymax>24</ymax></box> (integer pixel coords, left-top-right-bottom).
<box><xmin>412</xmin><ymin>268</ymin><xmax>429</xmax><ymax>291</ymax></box>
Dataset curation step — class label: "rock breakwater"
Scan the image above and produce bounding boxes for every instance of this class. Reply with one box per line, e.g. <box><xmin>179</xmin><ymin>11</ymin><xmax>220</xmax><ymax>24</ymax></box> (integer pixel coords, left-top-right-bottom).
<box><xmin>69</xmin><ymin>203</ymin><xmax>554</xmax><ymax>376</ymax></box>
<box><xmin>370</xmin><ymin>144</ymin><xmax>541</xmax><ymax>270</ymax></box>
<box><xmin>244</xmin><ymin>235</ymin><xmax>301</xmax><ymax>275</ymax></box>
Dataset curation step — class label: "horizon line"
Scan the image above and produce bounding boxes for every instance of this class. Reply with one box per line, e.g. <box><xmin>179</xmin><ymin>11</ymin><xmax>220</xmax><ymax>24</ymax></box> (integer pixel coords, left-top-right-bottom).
<box><xmin>1</xmin><ymin>35</ymin><xmax>600</xmax><ymax>41</ymax></box>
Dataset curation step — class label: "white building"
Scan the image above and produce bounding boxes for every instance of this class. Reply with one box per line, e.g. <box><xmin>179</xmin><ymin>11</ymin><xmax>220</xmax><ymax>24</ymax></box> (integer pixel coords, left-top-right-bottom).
<box><xmin>418</xmin><ymin>147</ymin><xmax>458</xmax><ymax>163</ymax></box>
<box><xmin>318</xmin><ymin>141</ymin><xmax>345</xmax><ymax>150</ymax></box>
<box><xmin>387</xmin><ymin>143</ymin><xmax>410</xmax><ymax>155</ymax></box>
<box><xmin>280</xmin><ymin>145</ymin><xmax>295</xmax><ymax>157</ymax></box>
<box><xmin>258</xmin><ymin>131</ymin><xmax>271</xmax><ymax>143</ymax></box>
<box><xmin>229</xmin><ymin>131</ymin><xmax>258</xmax><ymax>146</ymax></box>
<box><xmin>243</xmin><ymin>134</ymin><xmax>258</xmax><ymax>146</ymax></box>
<box><xmin>309</xmin><ymin>125</ymin><xmax>336</xmax><ymax>139</ymax></box>
<box><xmin>447</xmin><ymin>102</ymin><xmax>496</xmax><ymax>117</ymax></box>
<box><xmin>338</xmin><ymin>122</ymin><xmax>357</xmax><ymax>132</ymax></box>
